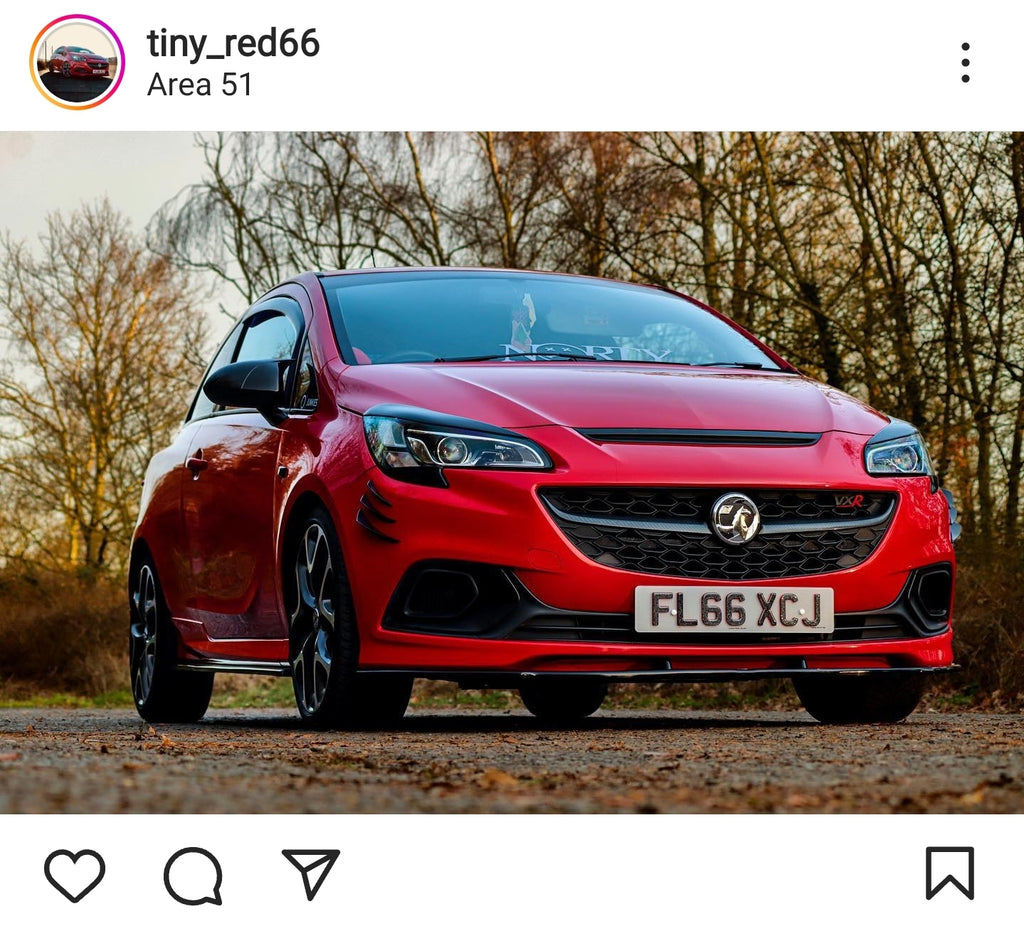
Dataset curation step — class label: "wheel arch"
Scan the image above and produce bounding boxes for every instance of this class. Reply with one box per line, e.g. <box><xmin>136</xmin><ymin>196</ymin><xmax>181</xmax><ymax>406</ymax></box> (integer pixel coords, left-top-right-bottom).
<box><xmin>127</xmin><ymin>536</ymin><xmax>157</xmax><ymax>600</ymax></box>
<box><xmin>277</xmin><ymin>486</ymin><xmax>345</xmax><ymax>615</ymax></box>
<box><xmin>280</xmin><ymin>488</ymin><xmax>337</xmax><ymax>560</ymax></box>
<box><xmin>127</xmin><ymin>536</ymin><xmax>184</xmax><ymax>649</ymax></box>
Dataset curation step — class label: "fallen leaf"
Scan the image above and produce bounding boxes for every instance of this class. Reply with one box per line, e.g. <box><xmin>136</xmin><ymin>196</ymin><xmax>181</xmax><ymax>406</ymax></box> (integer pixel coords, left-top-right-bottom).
<box><xmin>478</xmin><ymin>768</ymin><xmax>519</xmax><ymax>789</ymax></box>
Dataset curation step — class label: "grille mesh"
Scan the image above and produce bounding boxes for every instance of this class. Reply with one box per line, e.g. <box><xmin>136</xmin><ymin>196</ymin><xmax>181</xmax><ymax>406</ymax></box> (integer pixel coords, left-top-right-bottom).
<box><xmin>540</xmin><ymin>487</ymin><xmax>896</xmax><ymax>581</ymax></box>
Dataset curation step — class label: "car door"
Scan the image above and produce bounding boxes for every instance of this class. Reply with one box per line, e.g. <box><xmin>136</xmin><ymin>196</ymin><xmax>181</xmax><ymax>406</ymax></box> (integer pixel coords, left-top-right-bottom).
<box><xmin>179</xmin><ymin>297</ymin><xmax>306</xmax><ymax>641</ymax></box>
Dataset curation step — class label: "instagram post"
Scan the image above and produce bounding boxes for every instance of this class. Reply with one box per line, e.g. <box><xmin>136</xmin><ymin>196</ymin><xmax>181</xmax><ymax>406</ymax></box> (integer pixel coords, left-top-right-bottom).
<box><xmin>2</xmin><ymin>1</ymin><xmax>1023</xmax><ymax>927</ymax></box>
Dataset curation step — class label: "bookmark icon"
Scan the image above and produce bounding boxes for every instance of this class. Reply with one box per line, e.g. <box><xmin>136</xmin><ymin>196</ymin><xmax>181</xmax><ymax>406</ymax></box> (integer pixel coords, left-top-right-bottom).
<box><xmin>925</xmin><ymin>847</ymin><xmax>975</xmax><ymax>900</ymax></box>
<box><xmin>282</xmin><ymin>850</ymin><xmax>340</xmax><ymax>902</ymax></box>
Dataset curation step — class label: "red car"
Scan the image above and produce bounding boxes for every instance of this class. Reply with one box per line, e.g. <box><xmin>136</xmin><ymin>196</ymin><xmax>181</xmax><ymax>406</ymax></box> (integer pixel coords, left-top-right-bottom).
<box><xmin>129</xmin><ymin>268</ymin><xmax>958</xmax><ymax>727</ymax></box>
<box><xmin>48</xmin><ymin>46</ymin><xmax>110</xmax><ymax>78</ymax></box>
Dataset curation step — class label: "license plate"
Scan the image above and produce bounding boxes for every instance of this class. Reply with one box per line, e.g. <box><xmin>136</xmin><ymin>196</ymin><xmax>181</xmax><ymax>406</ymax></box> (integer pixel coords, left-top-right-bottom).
<box><xmin>634</xmin><ymin>586</ymin><xmax>834</xmax><ymax>633</ymax></box>
<box><xmin>92</xmin><ymin>68</ymin><xmax>106</xmax><ymax>73</ymax></box>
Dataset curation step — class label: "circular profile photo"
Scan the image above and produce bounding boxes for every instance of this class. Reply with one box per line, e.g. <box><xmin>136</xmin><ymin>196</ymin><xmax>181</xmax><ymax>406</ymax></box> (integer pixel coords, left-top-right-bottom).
<box><xmin>30</xmin><ymin>15</ymin><xmax>124</xmax><ymax>109</ymax></box>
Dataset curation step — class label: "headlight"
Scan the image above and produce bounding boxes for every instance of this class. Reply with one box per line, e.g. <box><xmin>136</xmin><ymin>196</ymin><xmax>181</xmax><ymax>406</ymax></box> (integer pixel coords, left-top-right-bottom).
<box><xmin>864</xmin><ymin>420</ymin><xmax>934</xmax><ymax>476</ymax></box>
<box><xmin>364</xmin><ymin>405</ymin><xmax>551</xmax><ymax>486</ymax></box>
<box><xmin>72</xmin><ymin>55</ymin><xmax>83</xmax><ymax>61</ymax></box>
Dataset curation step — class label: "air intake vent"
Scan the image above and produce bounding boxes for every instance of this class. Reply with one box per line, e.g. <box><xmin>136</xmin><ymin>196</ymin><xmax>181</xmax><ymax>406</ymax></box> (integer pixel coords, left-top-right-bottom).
<box><xmin>356</xmin><ymin>480</ymin><xmax>399</xmax><ymax>543</ymax></box>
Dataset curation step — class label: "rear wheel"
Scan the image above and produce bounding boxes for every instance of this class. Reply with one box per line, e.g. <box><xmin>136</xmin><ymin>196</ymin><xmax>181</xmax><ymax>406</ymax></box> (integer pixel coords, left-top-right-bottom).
<box><xmin>793</xmin><ymin>673</ymin><xmax>925</xmax><ymax>724</ymax></box>
<box><xmin>129</xmin><ymin>556</ymin><xmax>213</xmax><ymax>723</ymax></box>
<box><xmin>519</xmin><ymin>678</ymin><xmax>608</xmax><ymax>724</ymax></box>
<box><xmin>288</xmin><ymin>507</ymin><xmax>411</xmax><ymax>729</ymax></box>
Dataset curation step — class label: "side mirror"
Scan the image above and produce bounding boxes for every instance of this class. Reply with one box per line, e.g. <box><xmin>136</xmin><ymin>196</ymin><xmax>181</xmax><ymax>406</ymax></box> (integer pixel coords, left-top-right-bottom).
<box><xmin>203</xmin><ymin>359</ymin><xmax>289</xmax><ymax>425</ymax></box>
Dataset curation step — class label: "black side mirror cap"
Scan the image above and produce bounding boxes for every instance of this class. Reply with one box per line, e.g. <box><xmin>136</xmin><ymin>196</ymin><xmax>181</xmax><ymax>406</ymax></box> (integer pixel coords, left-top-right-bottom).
<box><xmin>203</xmin><ymin>359</ymin><xmax>289</xmax><ymax>425</ymax></box>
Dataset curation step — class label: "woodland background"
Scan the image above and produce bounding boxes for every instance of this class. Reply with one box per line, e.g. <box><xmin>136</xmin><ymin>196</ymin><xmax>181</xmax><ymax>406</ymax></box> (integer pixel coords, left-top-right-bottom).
<box><xmin>1</xmin><ymin>132</ymin><xmax>1020</xmax><ymax>705</ymax></box>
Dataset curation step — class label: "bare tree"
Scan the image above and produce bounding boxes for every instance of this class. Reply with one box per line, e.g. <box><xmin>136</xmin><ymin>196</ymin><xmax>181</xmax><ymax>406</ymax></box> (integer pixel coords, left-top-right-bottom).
<box><xmin>0</xmin><ymin>200</ymin><xmax>207</xmax><ymax>572</ymax></box>
<box><xmin>147</xmin><ymin>131</ymin><xmax>1024</xmax><ymax>543</ymax></box>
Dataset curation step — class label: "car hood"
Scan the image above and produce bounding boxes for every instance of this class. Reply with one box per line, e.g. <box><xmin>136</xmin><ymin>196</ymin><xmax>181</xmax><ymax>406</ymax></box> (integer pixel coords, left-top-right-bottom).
<box><xmin>335</xmin><ymin>363</ymin><xmax>888</xmax><ymax>436</ymax></box>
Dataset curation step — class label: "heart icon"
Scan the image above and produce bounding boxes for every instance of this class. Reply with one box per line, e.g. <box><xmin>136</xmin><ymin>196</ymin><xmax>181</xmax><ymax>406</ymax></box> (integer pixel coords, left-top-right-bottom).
<box><xmin>44</xmin><ymin>849</ymin><xmax>106</xmax><ymax>903</ymax></box>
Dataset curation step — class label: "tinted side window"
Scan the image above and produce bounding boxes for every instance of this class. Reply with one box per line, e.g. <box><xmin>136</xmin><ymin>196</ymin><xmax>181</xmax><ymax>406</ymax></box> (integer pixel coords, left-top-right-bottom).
<box><xmin>291</xmin><ymin>339</ymin><xmax>318</xmax><ymax>412</ymax></box>
<box><xmin>188</xmin><ymin>322</ymin><xmax>243</xmax><ymax>422</ymax></box>
<box><xmin>236</xmin><ymin>312</ymin><xmax>298</xmax><ymax>363</ymax></box>
<box><xmin>189</xmin><ymin>303</ymin><xmax>303</xmax><ymax>422</ymax></box>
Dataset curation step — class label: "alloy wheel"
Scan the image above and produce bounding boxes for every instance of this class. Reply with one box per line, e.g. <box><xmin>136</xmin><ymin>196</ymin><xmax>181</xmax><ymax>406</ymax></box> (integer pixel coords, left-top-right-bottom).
<box><xmin>130</xmin><ymin>564</ymin><xmax>159</xmax><ymax>705</ymax></box>
<box><xmin>291</xmin><ymin>522</ymin><xmax>336</xmax><ymax>715</ymax></box>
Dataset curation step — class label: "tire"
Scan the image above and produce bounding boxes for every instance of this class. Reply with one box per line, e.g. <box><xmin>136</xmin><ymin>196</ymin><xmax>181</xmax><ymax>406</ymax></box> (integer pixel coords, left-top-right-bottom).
<box><xmin>349</xmin><ymin>673</ymin><xmax>414</xmax><ymax>729</ymax></box>
<box><xmin>61</xmin><ymin>61</ymin><xmax>70</xmax><ymax>78</ymax></box>
<box><xmin>287</xmin><ymin>506</ymin><xmax>411</xmax><ymax>729</ymax></box>
<box><xmin>129</xmin><ymin>555</ymin><xmax>213</xmax><ymax>723</ymax></box>
<box><xmin>793</xmin><ymin>673</ymin><xmax>925</xmax><ymax>724</ymax></box>
<box><xmin>519</xmin><ymin>678</ymin><xmax>608</xmax><ymax>724</ymax></box>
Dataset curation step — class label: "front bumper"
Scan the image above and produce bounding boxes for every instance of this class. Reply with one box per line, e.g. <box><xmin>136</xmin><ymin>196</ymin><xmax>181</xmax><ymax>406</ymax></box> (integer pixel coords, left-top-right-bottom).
<box><xmin>69</xmin><ymin>62</ymin><xmax>108</xmax><ymax>76</ymax></box>
<box><xmin>337</xmin><ymin>431</ymin><xmax>956</xmax><ymax>675</ymax></box>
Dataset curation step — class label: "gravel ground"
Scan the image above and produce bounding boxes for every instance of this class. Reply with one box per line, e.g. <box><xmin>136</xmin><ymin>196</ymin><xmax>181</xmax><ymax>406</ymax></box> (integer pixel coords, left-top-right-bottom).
<box><xmin>0</xmin><ymin>708</ymin><xmax>1021</xmax><ymax>813</ymax></box>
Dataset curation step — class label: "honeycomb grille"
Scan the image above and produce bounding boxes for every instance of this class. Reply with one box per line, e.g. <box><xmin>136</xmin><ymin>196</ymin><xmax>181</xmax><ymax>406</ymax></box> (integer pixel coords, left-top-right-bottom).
<box><xmin>540</xmin><ymin>487</ymin><xmax>896</xmax><ymax>581</ymax></box>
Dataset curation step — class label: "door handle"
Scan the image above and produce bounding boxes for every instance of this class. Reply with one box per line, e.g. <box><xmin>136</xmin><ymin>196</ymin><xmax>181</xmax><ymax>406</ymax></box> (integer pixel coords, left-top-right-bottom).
<box><xmin>186</xmin><ymin>452</ymin><xmax>208</xmax><ymax>478</ymax></box>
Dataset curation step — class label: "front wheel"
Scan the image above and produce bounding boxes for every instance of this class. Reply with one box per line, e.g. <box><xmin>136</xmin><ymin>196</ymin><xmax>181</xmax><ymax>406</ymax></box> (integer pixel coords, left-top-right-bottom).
<box><xmin>288</xmin><ymin>508</ymin><xmax>412</xmax><ymax>729</ymax></box>
<box><xmin>129</xmin><ymin>556</ymin><xmax>213</xmax><ymax>723</ymax></box>
<box><xmin>793</xmin><ymin>673</ymin><xmax>925</xmax><ymax>724</ymax></box>
<box><xmin>519</xmin><ymin>678</ymin><xmax>608</xmax><ymax>724</ymax></box>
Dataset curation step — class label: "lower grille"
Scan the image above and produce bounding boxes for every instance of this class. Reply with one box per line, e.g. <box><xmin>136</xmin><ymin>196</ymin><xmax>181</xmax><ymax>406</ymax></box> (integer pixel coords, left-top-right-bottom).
<box><xmin>383</xmin><ymin>560</ymin><xmax>947</xmax><ymax>645</ymax></box>
<box><xmin>540</xmin><ymin>487</ymin><xmax>896</xmax><ymax>581</ymax></box>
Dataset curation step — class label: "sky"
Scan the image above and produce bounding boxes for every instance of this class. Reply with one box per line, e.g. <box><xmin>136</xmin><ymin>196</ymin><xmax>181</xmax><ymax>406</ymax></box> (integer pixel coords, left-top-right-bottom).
<box><xmin>38</xmin><ymin>22</ymin><xmax>115</xmax><ymax>60</ymax></box>
<box><xmin>0</xmin><ymin>131</ymin><xmax>237</xmax><ymax>326</ymax></box>
<box><xmin>0</xmin><ymin>132</ymin><xmax>204</xmax><ymax>240</ymax></box>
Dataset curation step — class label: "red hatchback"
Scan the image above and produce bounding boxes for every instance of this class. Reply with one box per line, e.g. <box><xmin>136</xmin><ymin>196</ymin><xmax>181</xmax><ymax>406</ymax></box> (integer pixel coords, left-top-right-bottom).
<box><xmin>48</xmin><ymin>46</ymin><xmax>109</xmax><ymax>78</ymax></box>
<box><xmin>129</xmin><ymin>268</ymin><xmax>958</xmax><ymax>727</ymax></box>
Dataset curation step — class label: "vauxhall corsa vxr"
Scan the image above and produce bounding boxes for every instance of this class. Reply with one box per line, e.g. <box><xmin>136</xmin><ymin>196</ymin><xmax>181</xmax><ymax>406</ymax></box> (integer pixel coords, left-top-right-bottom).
<box><xmin>129</xmin><ymin>268</ymin><xmax>958</xmax><ymax>727</ymax></box>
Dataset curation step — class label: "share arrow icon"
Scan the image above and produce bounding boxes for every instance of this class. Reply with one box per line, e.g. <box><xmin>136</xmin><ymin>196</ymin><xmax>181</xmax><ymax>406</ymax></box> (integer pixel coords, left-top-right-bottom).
<box><xmin>282</xmin><ymin>849</ymin><xmax>341</xmax><ymax>902</ymax></box>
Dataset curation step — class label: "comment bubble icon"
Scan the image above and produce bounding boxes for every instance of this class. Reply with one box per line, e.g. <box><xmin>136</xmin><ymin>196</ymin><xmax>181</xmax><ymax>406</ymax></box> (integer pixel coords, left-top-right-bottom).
<box><xmin>163</xmin><ymin>847</ymin><xmax>223</xmax><ymax>906</ymax></box>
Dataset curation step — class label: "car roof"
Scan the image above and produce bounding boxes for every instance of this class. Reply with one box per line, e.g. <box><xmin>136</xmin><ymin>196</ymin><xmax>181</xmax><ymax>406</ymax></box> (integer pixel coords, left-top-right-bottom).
<box><xmin>311</xmin><ymin>266</ymin><xmax>671</xmax><ymax>292</ymax></box>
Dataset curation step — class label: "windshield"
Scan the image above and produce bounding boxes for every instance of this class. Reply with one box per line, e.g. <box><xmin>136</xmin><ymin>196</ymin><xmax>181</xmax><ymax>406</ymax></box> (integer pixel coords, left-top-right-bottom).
<box><xmin>322</xmin><ymin>271</ymin><xmax>782</xmax><ymax>369</ymax></box>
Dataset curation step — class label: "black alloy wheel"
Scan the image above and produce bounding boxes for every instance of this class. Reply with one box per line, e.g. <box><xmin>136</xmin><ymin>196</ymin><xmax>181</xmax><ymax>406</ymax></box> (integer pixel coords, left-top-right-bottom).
<box><xmin>288</xmin><ymin>506</ymin><xmax>411</xmax><ymax>729</ymax></box>
<box><xmin>129</xmin><ymin>556</ymin><xmax>213</xmax><ymax>723</ymax></box>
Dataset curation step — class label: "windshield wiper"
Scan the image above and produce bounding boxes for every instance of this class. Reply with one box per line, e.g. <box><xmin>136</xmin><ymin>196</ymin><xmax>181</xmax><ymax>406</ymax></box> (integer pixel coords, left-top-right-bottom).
<box><xmin>551</xmin><ymin>357</ymin><xmax>774</xmax><ymax>369</ymax></box>
<box><xmin>688</xmin><ymin>361</ymin><xmax>768</xmax><ymax>369</ymax></box>
<box><xmin>432</xmin><ymin>353</ymin><xmax>770</xmax><ymax>368</ymax></box>
<box><xmin>434</xmin><ymin>351</ymin><xmax>597</xmax><ymax>362</ymax></box>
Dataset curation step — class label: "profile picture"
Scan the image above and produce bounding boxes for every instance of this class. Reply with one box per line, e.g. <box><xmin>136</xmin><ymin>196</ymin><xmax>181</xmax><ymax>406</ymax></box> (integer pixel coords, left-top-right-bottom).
<box><xmin>30</xmin><ymin>15</ymin><xmax>124</xmax><ymax>109</ymax></box>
